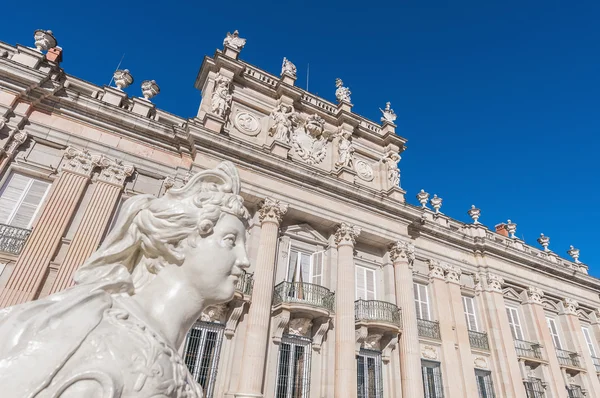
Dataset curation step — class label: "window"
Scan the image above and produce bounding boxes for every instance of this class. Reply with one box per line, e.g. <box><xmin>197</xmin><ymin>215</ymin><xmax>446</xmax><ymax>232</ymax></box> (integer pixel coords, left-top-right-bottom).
<box><xmin>357</xmin><ymin>349</ymin><xmax>383</xmax><ymax>398</ymax></box>
<box><xmin>582</xmin><ymin>327</ymin><xmax>597</xmax><ymax>357</ymax></box>
<box><xmin>0</xmin><ymin>173</ymin><xmax>50</xmax><ymax>229</ymax></box>
<box><xmin>567</xmin><ymin>385</ymin><xmax>584</xmax><ymax>398</ymax></box>
<box><xmin>524</xmin><ymin>378</ymin><xmax>545</xmax><ymax>398</ymax></box>
<box><xmin>356</xmin><ymin>265</ymin><xmax>376</xmax><ymax>300</ymax></box>
<box><xmin>475</xmin><ymin>369</ymin><xmax>495</xmax><ymax>398</ymax></box>
<box><xmin>276</xmin><ymin>335</ymin><xmax>312</xmax><ymax>398</ymax></box>
<box><xmin>414</xmin><ymin>283</ymin><xmax>430</xmax><ymax>320</ymax></box>
<box><xmin>546</xmin><ymin>318</ymin><xmax>562</xmax><ymax>349</ymax></box>
<box><xmin>463</xmin><ymin>296</ymin><xmax>478</xmax><ymax>331</ymax></box>
<box><xmin>183</xmin><ymin>322</ymin><xmax>225</xmax><ymax>398</ymax></box>
<box><xmin>422</xmin><ymin>360</ymin><xmax>444</xmax><ymax>398</ymax></box>
<box><xmin>506</xmin><ymin>307</ymin><xmax>524</xmax><ymax>340</ymax></box>
<box><xmin>287</xmin><ymin>247</ymin><xmax>324</xmax><ymax>286</ymax></box>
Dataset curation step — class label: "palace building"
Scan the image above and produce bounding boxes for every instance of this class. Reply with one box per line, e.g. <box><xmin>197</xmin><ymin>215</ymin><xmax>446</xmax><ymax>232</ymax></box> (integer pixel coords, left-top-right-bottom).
<box><xmin>1</xmin><ymin>29</ymin><xmax>599</xmax><ymax>398</ymax></box>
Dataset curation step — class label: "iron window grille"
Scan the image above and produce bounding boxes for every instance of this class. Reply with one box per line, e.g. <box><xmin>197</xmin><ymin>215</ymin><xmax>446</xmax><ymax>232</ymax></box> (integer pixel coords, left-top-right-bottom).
<box><xmin>469</xmin><ymin>330</ymin><xmax>490</xmax><ymax>350</ymax></box>
<box><xmin>0</xmin><ymin>223</ymin><xmax>31</xmax><ymax>255</ymax></box>
<box><xmin>418</xmin><ymin>318</ymin><xmax>441</xmax><ymax>340</ymax></box>
<box><xmin>182</xmin><ymin>321</ymin><xmax>225</xmax><ymax>398</ymax></box>
<box><xmin>235</xmin><ymin>270</ymin><xmax>254</xmax><ymax>295</ymax></box>
<box><xmin>357</xmin><ymin>349</ymin><xmax>383</xmax><ymax>398</ymax></box>
<box><xmin>275</xmin><ymin>334</ymin><xmax>312</xmax><ymax>398</ymax></box>
<box><xmin>514</xmin><ymin>339</ymin><xmax>543</xmax><ymax>359</ymax></box>
<box><xmin>524</xmin><ymin>378</ymin><xmax>546</xmax><ymax>398</ymax></box>
<box><xmin>567</xmin><ymin>385</ymin><xmax>584</xmax><ymax>398</ymax></box>
<box><xmin>475</xmin><ymin>369</ymin><xmax>495</xmax><ymax>398</ymax></box>
<box><xmin>555</xmin><ymin>349</ymin><xmax>581</xmax><ymax>368</ymax></box>
<box><xmin>422</xmin><ymin>360</ymin><xmax>444</xmax><ymax>398</ymax></box>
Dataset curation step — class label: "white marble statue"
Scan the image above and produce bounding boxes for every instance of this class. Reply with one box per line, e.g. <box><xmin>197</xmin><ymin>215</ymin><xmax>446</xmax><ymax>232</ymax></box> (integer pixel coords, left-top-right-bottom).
<box><xmin>335</xmin><ymin>78</ymin><xmax>351</xmax><ymax>103</ymax></box>
<box><xmin>335</xmin><ymin>130</ymin><xmax>354</xmax><ymax>169</ymax></box>
<box><xmin>268</xmin><ymin>102</ymin><xmax>297</xmax><ymax>142</ymax></box>
<box><xmin>0</xmin><ymin>161</ymin><xmax>251</xmax><ymax>398</ymax></box>
<box><xmin>382</xmin><ymin>151</ymin><xmax>401</xmax><ymax>186</ymax></box>
<box><xmin>211</xmin><ymin>73</ymin><xmax>233</xmax><ymax>118</ymax></box>
<box><xmin>281</xmin><ymin>57</ymin><xmax>297</xmax><ymax>78</ymax></box>
<box><xmin>379</xmin><ymin>101</ymin><xmax>397</xmax><ymax>124</ymax></box>
<box><xmin>223</xmin><ymin>30</ymin><xmax>246</xmax><ymax>50</ymax></box>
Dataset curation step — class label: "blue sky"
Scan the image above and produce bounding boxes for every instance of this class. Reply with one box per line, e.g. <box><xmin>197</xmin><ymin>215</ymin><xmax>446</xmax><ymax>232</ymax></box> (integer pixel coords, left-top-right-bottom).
<box><xmin>1</xmin><ymin>1</ymin><xmax>598</xmax><ymax>275</ymax></box>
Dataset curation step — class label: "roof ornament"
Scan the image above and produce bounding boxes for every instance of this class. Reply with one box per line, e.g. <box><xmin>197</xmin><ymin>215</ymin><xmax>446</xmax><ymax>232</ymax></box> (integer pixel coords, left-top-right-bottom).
<box><xmin>223</xmin><ymin>30</ymin><xmax>246</xmax><ymax>51</ymax></box>
<box><xmin>33</xmin><ymin>29</ymin><xmax>57</xmax><ymax>52</ymax></box>
<box><xmin>380</xmin><ymin>102</ymin><xmax>397</xmax><ymax>124</ymax></box>
<box><xmin>335</xmin><ymin>78</ymin><xmax>351</xmax><ymax>103</ymax></box>
<box><xmin>141</xmin><ymin>80</ymin><xmax>160</xmax><ymax>100</ymax></box>
<box><xmin>113</xmin><ymin>69</ymin><xmax>133</xmax><ymax>90</ymax></box>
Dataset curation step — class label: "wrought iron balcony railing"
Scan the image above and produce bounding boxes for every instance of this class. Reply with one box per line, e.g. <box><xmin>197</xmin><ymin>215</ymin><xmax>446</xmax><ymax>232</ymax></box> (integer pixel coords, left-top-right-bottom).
<box><xmin>567</xmin><ymin>385</ymin><xmax>584</xmax><ymax>398</ymax></box>
<box><xmin>0</xmin><ymin>223</ymin><xmax>31</xmax><ymax>255</ymax></box>
<box><xmin>592</xmin><ymin>356</ymin><xmax>600</xmax><ymax>372</ymax></box>
<box><xmin>556</xmin><ymin>349</ymin><xmax>581</xmax><ymax>368</ymax></box>
<box><xmin>235</xmin><ymin>271</ymin><xmax>253</xmax><ymax>296</ymax></box>
<box><xmin>354</xmin><ymin>299</ymin><xmax>402</xmax><ymax>328</ymax></box>
<box><xmin>468</xmin><ymin>330</ymin><xmax>490</xmax><ymax>350</ymax></box>
<box><xmin>514</xmin><ymin>339</ymin><xmax>543</xmax><ymax>359</ymax></box>
<box><xmin>524</xmin><ymin>378</ymin><xmax>546</xmax><ymax>398</ymax></box>
<box><xmin>417</xmin><ymin>318</ymin><xmax>441</xmax><ymax>340</ymax></box>
<box><xmin>273</xmin><ymin>281</ymin><xmax>335</xmax><ymax>312</ymax></box>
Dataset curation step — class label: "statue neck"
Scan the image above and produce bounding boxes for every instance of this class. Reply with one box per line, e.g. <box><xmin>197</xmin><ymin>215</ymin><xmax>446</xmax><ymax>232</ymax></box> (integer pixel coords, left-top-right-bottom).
<box><xmin>128</xmin><ymin>266</ymin><xmax>206</xmax><ymax>349</ymax></box>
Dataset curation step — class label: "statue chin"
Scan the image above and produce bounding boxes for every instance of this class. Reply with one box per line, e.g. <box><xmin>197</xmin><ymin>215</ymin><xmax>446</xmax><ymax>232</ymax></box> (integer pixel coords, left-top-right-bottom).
<box><xmin>0</xmin><ymin>161</ymin><xmax>251</xmax><ymax>398</ymax></box>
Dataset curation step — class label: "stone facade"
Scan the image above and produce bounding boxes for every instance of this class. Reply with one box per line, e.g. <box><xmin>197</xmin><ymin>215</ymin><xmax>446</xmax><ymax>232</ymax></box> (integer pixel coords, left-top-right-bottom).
<box><xmin>0</xmin><ymin>30</ymin><xmax>599</xmax><ymax>398</ymax></box>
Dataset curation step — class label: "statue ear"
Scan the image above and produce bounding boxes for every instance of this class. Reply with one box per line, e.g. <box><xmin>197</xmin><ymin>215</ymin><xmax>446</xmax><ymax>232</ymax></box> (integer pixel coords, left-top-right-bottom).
<box><xmin>167</xmin><ymin>161</ymin><xmax>241</xmax><ymax>200</ymax></box>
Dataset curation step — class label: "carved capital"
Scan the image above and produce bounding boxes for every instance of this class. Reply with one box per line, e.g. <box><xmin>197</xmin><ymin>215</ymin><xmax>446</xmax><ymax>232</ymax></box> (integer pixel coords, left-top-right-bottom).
<box><xmin>527</xmin><ymin>286</ymin><xmax>545</xmax><ymax>305</ymax></box>
<box><xmin>61</xmin><ymin>146</ymin><xmax>101</xmax><ymax>177</ymax></box>
<box><xmin>562</xmin><ymin>298</ymin><xmax>579</xmax><ymax>315</ymax></box>
<box><xmin>486</xmin><ymin>273</ymin><xmax>505</xmax><ymax>293</ymax></box>
<box><xmin>389</xmin><ymin>240</ymin><xmax>415</xmax><ymax>266</ymax></box>
<box><xmin>258</xmin><ymin>197</ymin><xmax>288</xmax><ymax>225</ymax></box>
<box><xmin>334</xmin><ymin>222</ymin><xmax>361</xmax><ymax>247</ymax></box>
<box><xmin>444</xmin><ymin>264</ymin><xmax>462</xmax><ymax>284</ymax></box>
<box><xmin>312</xmin><ymin>317</ymin><xmax>331</xmax><ymax>352</ymax></box>
<box><xmin>5</xmin><ymin>130</ymin><xmax>28</xmax><ymax>156</ymax></box>
<box><xmin>163</xmin><ymin>175</ymin><xmax>176</xmax><ymax>192</ymax></box>
<box><xmin>427</xmin><ymin>259</ymin><xmax>445</xmax><ymax>280</ymax></box>
<box><xmin>97</xmin><ymin>156</ymin><xmax>134</xmax><ymax>186</ymax></box>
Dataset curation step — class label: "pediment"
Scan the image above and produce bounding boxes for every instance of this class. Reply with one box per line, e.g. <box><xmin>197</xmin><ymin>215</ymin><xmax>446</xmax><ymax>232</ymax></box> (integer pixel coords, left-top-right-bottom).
<box><xmin>542</xmin><ymin>298</ymin><xmax>561</xmax><ymax>313</ymax></box>
<box><xmin>577</xmin><ymin>309</ymin><xmax>592</xmax><ymax>323</ymax></box>
<box><xmin>502</xmin><ymin>287</ymin><xmax>523</xmax><ymax>303</ymax></box>
<box><xmin>283</xmin><ymin>223</ymin><xmax>329</xmax><ymax>245</ymax></box>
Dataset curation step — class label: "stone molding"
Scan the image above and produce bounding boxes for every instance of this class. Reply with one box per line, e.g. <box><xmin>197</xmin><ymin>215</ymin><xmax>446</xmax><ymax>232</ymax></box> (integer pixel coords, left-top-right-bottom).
<box><xmin>311</xmin><ymin>317</ymin><xmax>331</xmax><ymax>352</ymax></box>
<box><xmin>271</xmin><ymin>310</ymin><xmax>291</xmax><ymax>344</ymax></box>
<box><xmin>225</xmin><ymin>300</ymin><xmax>246</xmax><ymax>338</ymax></box>
<box><xmin>389</xmin><ymin>240</ymin><xmax>415</xmax><ymax>266</ymax></box>
<box><xmin>4</xmin><ymin>130</ymin><xmax>28</xmax><ymax>156</ymax></box>
<box><xmin>334</xmin><ymin>222</ymin><xmax>361</xmax><ymax>247</ymax></box>
<box><xmin>97</xmin><ymin>156</ymin><xmax>135</xmax><ymax>187</ymax></box>
<box><xmin>257</xmin><ymin>197</ymin><xmax>288</xmax><ymax>225</ymax></box>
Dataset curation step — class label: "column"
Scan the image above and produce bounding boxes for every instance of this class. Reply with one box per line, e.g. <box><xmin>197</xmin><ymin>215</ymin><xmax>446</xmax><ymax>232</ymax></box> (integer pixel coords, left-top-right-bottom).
<box><xmin>235</xmin><ymin>197</ymin><xmax>287</xmax><ymax>398</ymax></box>
<box><xmin>0</xmin><ymin>130</ymin><xmax>28</xmax><ymax>176</ymax></box>
<box><xmin>49</xmin><ymin>156</ymin><xmax>134</xmax><ymax>294</ymax></box>
<box><xmin>561</xmin><ymin>298</ymin><xmax>600</xmax><ymax>396</ymax></box>
<box><xmin>334</xmin><ymin>222</ymin><xmax>361</xmax><ymax>398</ymax></box>
<box><xmin>389</xmin><ymin>241</ymin><xmax>424</xmax><ymax>398</ymax></box>
<box><xmin>444</xmin><ymin>264</ymin><xmax>479</xmax><ymax>397</ymax></box>
<box><xmin>479</xmin><ymin>273</ymin><xmax>526</xmax><ymax>398</ymax></box>
<box><xmin>522</xmin><ymin>287</ymin><xmax>564</xmax><ymax>397</ymax></box>
<box><xmin>427</xmin><ymin>259</ymin><xmax>464</xmax><ymax>397</ymax></box>
<box><xmin>0</xmin><ymin>146</ymin><xmax>99</xmax><ymax>307</ymax></box>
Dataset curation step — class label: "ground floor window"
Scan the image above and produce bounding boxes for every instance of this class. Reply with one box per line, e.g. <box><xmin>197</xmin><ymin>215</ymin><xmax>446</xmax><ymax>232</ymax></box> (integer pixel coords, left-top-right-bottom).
<box><xmin>357</xmin><ymin>349</ymin><xmax>383</xmax><ymax>398</ymax></box>
<box><xmin>567</xmin><ymin>385</ymin><xmax>584</xmax><ymax>398</ymax></box>
<box><xmin>422</xmin><ymin>360</ymin><xmax>444</xmax><ymax>398</ymax></box>
<box><xmin>524</xmin><ymin>378</ymin><xmax>545</xmax><ymax>398</ymax></box>
<box><xmin>276</xmin><ymin>334</ymin><xmax>312</xmax><ymax>398</ymax></box>
<box><xmin>475</xmin><ymin>369</ymin><xmax>495</xmax><ymax>398</ymax></box>
<box><xmin>183</xmin><ymin>322</ymin><xmax>225</xmax><ymax>398</ymax></box>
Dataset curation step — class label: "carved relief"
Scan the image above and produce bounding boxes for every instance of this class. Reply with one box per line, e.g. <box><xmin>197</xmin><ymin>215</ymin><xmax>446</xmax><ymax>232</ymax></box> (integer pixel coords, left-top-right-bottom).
<box><xmin>61</xmin><ymin>146</ymin><xmax>101</xmax><ymax>177</ymax></box>
<box><xmin>288</xmin><ymin>317</ymin><xmax>313</xmax><ymax>337</ymax></box>
<box><xmin>444</xmin><ymin>264</ymin><xmax>462</xmax><ymax>284</ymax></box>
<box><xmin>381</xmin><ymin>151</ymin><xmax>400</xmax><ymax>187</ymax></box>
<box><xmin>258</xmin><ymin>197</ymin><xmax>288</xmax><ymax>225</ymax></box>
<box><xmin>355</xmin><ymin>160</ymin><xmax>374</xmax><ymax>181</ymax></box>
<box><xmin>234</xmin><ymin>111</ymin><xmax>261</xmax><ymax>136</ymax></box>
<box><xmin>389</xmin><ymin>241</ymin><xmax>415</xmax><ymax>266</ymax></box>
<box><xmin>527</xmin><ymin>286</ymin><xmax>544</xmax><ymax>305</ymax></box>
<box><xmin>98</xmin><ymin>156</ymin><xmax>135</xmax><ymax>186</ymax></box>
<box><xmin>334</xmin><ymin>130</ymin><xmax>354</xmax><ymax>169</ymax></box>
<box><xmin>211</xmin><ymin>73</ymin><xmax>233</xmax><ymax>119</ymax></box>
<box><xmin>5</xmin><ymin>130</ymin><xmax>28</xmax><ymax>156</ymax></box>
<box><xmin>474</xmin><ymin>356</ymin><xmax>488</xmax><ymax>369</ymax></box>
<box><xmin>422</xmin><ymin>345</ymin><xmax>438</xmax><ymax>360</ymax></box>
<box><xmin>486</xmin><ymin>273</ymin><xmax>505</xmax><ymax>293</ymax></box>
<box><xmin>268</xmin><ymin>103</ymin><xmax>297</xmax><ymax>142</ymax></box>
<box><xmin>427</xmin><ymin>259</ymin><xmax>445</xmax><ymax>280</ymax></box>
<box><xmin>334</xmin><ymin>222</ymin><xmax>361</xmax><ymax>246</ymax></box>
<box><xmin>363</xmin><ymin>333</ymin><xmax>383</xmax><ymax>350</ymax></box>
<box><xmin>290</xmin><ymin>114</ymin><xmax>332</xmax><ymax>165</ymax></box>
<box><xmin>200</xmin><ymin>304</ymin><xmax>228</xmax><ymax>323</ymax></box>
<box><xmin>563</xmin><ymin>298</ymin><xmax>579</xmax><ymax>315</ymax></box>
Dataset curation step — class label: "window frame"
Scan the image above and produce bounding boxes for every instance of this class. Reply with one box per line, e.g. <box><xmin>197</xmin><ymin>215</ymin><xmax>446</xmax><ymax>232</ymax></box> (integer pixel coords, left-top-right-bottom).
<box><xmin>422</xmin><ymin>360</ymin><xmax>444</xmax><ymax>398</ymax></box>
<box><xmin>355</xmin><ymin>265</ymin><xmax>376</xmax><ymax>301</ymax></box>
<box><xmin>546</xmin><ymin>317</ymin><xmax>562</xmax><ymax>349</ymax></box>
<box><xmin>474</xmin><ymin>369</ymin><xmax>495</xmax><ymax>398</ymax></box>
<box><xmin>275</xmin><ymin>334</ymin><xmax>312</xmax><ymax>398</ymax></box>
<box><xmin>182</xmin><ymin>321</ymin><xmax>225</xmax><ymax>398</ymax></box>
<box><xmin>357</xmin><ymin>349</ymin><xmax>383</xmax><ymax>398</ymax></box>
<box><xmin>582</xmin><ymin>327</ymin><xmax>597</xmax><ymax>357</ymax></box>
<box><xmin>414</xmin><ymin>283</ymin><xmax>431</xmax><ymax>321</ymax></box>
<box><xmin>286</xmin><ymin>245</ymin><xmax>325</xmax><ymax>286</ymax></box>
<box><xmin>462</xmin><ymin>295</ymin><xmax>479</xmax><ymax>332</ymax></box>
<box><xmin>506</xmin><ymin>306</ymin><xmax>524</xmax><ymax>340</ymax></box>
<box><xmin>0</xmin><ymin>172</ymin><xmax>50</xmax><ymax>229</ymax></box>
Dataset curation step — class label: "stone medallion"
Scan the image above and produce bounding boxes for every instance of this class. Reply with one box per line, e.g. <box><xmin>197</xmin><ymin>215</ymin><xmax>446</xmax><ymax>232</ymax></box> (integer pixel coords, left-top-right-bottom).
<box><xmin>355</xmin><ymin>160</ymin><xmax>374</xmax><ymax>181</ymax></box>
<box><xmin>234</xmin><ymin>111</ymin><xmax>261</xmax><ymax>136</ymax></box>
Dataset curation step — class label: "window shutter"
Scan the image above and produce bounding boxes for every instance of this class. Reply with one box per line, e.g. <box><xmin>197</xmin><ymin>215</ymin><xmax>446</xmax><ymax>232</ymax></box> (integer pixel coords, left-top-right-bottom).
<box><xmin>300</xmin><ymin>253</ymin><xmax>311</xmax><ymax>283</ymax></box>
<box><xmin>365</xmin><ymin>268</ymin><xmax>375</xmax><ymax>300</ymax></box>
<box><xmin>0</xmin><ymin>174</ymin><xmax>49</xmax><ymax>229</ymax></box>
<box><xmin>310</xmin><ymin>251</ymin><xmax>324</xmax><ymax>286</ymax></box>
<box><xmin>414</xmin><ymin>283</ymin><xmax>430</xmax><ymax>320</ymax></box>
<box><xmin>12</xmin><ymin>179</ymin><xmax>50</xmax><ymax>228</ymax></box>
<box><xmin>463</xmin><ymin>296</ymin><xmax>478</xmax><ymax>331</ymax></box>
<box><xmin>582</xmin><ymin>328</ymin><xmax>597</xmax><ymax>357</ymax></box>
<box><xmin>356</xmin><ymin>266</ymin><xmax>366</xmax><ymax>299</ymax></box>
<box><xmin>546</xmin><ymin>318</ymin><xmax>562</xmax><ymax>349</ymax></box>
<box><xmin>287</xmin><ymin>248</ymin><xmax>299</xmax><ymax>282</ymax></box>
<box><xmin>506</xmin><ymin>307</ymin><xmax>524</xmax><ymax>340</ymax></box>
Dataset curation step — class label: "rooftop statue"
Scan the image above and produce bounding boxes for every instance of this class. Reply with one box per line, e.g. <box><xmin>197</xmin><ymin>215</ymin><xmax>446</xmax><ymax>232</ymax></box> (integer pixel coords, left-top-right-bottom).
<box><xmin>380</xmin><ymin>102</ymin><xmax>397</xmax><ymax>124</ymax></box>
<box><xmin>223</xmin><ymin>30</ymin><xmax>246</xmax><ymax>50</ymax></box>
<box><xmin>0</xmin><ymin>161</ymin><xmax>251</xmax><ymax>398</ymax></box>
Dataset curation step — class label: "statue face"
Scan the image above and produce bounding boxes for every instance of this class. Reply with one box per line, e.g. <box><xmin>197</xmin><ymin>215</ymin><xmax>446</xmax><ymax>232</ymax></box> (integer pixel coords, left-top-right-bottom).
<box><xmin>180</xmin><ymin>213</ymin><xmax>250</xmax><ymax>305</ymax></box>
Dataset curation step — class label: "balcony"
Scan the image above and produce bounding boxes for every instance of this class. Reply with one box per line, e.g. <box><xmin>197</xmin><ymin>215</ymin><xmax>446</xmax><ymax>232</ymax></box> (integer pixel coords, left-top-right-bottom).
<box><xmin>417</xmin><ymin>318</ymin><xmax>441</xmax><ymax>340</ymax></box>
<box><xmin>515</xmin><ymin>339</ymin><xmax>543</xmax><ymax>360</ymax></box>
<box><xmin>233</xmin><ymin>270</ymin><xmax>253</xmax><ymax>300</ymax></box>
<box><xmin>272</xmin><ymin>281</ymin><xmax>335</xmax><ymax>317</ymax></box>
<box><xmin>0</xmin><ymin>223</ymin><xmax>31</xmax><ymax>255</ymax></box>
<box><xmin>556</xmin><ymin>348</ymin><xmax>581</xmax><ymax>369</ymax></box>
<box><xmin>468</xmin><ymin>330</ymin><xmax>490</xmax><ymax>351</ymax></box>
<box><xmin>354</xmin><ymin>299</ymin><xmax>402</xmax><ymax>332</ymax></box>
<box><xmin>592</xmin><ymin>356</ymin><xmax>600</xmax><ymax>372</ymax></box>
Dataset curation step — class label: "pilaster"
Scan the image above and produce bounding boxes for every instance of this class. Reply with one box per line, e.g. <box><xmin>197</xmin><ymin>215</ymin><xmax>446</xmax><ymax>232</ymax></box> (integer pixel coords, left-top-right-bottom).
<box><xmin>0</xmin><ymin>146</ymin><xmax>99</xmax><ymax>307</ymax></box>
<box><xmin>235</xmin><ymin>197</ymin><xmax>288</xmax><ymax>398</ymax></box>
<box><xmin>49</xmin><ymin>156</ymin><xmax>134</xmax><ymax>294</ymax></box>
<box><xmin>334</xmin><ymin>222</ymin><xmax>361</xmax><ymax>398</ymax></box>
<box><xmin>389</xmin><ymin>241</ymin><xmax>424</xmax><ymax>398</ymax></box>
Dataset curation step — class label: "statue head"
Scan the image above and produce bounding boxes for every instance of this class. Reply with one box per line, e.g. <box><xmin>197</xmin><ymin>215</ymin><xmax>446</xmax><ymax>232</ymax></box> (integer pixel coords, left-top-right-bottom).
<box><xmin>74</xmin><ymin>161</ymin><xmax>251</xmax><ymax>305</ymax></box>
<box><xmin>305</xmin><ymin>114</ymin><xmax>325</xmax><ymax>137</ymax></box>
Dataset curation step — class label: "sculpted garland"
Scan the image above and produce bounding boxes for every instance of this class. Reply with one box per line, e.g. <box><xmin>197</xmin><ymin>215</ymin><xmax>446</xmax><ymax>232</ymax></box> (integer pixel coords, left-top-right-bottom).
<box><xmin>0</xmin><ymin>161</ymin><xmax>251</xmax><ymax>398</ymax></box>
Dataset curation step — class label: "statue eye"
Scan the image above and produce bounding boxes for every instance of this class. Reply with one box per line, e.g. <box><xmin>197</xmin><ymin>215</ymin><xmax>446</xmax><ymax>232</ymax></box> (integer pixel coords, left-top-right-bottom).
<box><xmin>223</xmin><ymin>234</ymin><xmax>236</xmax><ymax>247</ymax></box>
